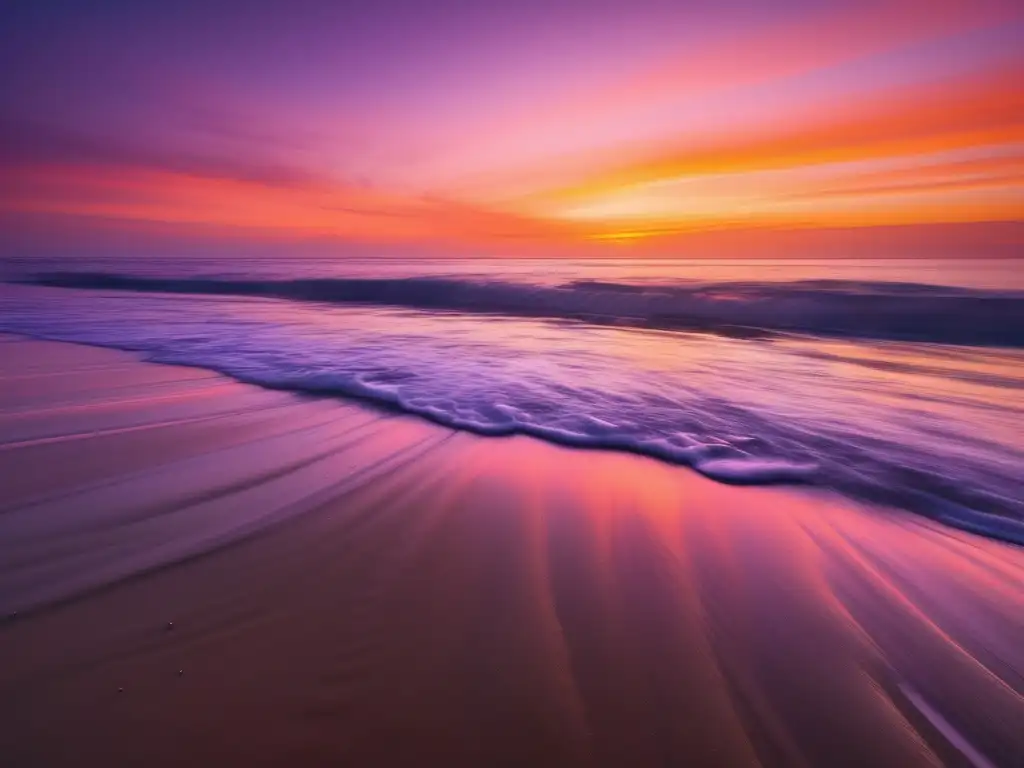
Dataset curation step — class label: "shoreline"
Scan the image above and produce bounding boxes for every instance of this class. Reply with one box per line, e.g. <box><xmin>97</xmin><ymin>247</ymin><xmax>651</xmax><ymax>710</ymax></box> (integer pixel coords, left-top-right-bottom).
<box><xmin>5</xmin><ymin>329</ymin><xmax>1022</xmax><ymax>549</ymax></box>
<box><xmin>1</xmin><ymin>335</ymin><xmax>1022</xmax><ymax>766</ymax></box>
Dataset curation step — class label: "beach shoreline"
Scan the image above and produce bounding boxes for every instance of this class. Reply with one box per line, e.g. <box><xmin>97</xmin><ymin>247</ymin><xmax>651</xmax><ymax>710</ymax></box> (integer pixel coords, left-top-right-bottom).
<box><xmin>1</xmin><ymin>335</ymin><xmax>1022</xmax><ymax>766</ymax></box>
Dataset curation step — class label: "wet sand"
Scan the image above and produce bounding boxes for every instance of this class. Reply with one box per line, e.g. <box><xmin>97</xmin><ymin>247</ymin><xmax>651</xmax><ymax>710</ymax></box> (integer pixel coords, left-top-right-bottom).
<box><xmin>0</xmin><ymin>335</ymin><xmax>1021</xmax><ymax>767</ymax></box>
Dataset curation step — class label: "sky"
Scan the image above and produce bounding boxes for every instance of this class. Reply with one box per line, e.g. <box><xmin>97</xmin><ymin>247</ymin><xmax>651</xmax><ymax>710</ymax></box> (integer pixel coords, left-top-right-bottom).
<box><xmin>1</xmin><ymin>0</ymin><xmax>1022</xmax><ymax>258</ymax></box>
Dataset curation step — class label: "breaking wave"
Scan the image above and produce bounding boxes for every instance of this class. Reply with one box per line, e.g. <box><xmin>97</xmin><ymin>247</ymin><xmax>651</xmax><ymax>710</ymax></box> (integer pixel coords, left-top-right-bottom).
<box><xmin>23</xmin><ymin>271</ymin><xmax>1024</xmax><ymax>348</ymax></box>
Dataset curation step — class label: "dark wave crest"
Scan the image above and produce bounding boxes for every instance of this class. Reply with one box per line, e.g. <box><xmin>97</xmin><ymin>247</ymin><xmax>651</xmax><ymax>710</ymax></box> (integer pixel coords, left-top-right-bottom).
<box><xmin>21</xmin><ymin>271</ymin><xmax>1024</xmax><ymax>347</ymax></box>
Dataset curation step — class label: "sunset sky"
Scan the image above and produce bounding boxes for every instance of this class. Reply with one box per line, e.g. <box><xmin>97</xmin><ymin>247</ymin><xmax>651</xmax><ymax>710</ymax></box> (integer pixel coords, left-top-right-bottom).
<box><xmin>1</xmin><ymin>0</ymin><xmax>1022</xmax><ymax>258</ymax></box>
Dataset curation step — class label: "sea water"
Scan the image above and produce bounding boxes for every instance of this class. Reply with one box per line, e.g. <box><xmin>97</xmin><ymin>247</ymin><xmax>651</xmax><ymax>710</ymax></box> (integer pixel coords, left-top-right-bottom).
<box><xmin>2</xmin><ymin>257</ymin><xmax>1021</xmax><ymax>542</ymax></box>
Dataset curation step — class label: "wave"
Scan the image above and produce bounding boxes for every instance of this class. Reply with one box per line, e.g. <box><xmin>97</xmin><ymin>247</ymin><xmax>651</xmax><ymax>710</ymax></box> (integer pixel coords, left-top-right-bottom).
<box><xmin>22</xmin><ymin>271</ymin><xmax>1024</xmax><ymax>347</ymax></box>
<box><xmin>211</xmin><ymin>368</ymin><xmax>1022</xmax><ymax>546</ymax></box>
<box><xmin>9</xmin><ymin>322</ymin><xmax>1023</xmax><ymax>546</ymax></box>
<box><xmin>4</xmin><ymin>271</ymin><xmax>1023</xmax><ymax>546</ymax></box>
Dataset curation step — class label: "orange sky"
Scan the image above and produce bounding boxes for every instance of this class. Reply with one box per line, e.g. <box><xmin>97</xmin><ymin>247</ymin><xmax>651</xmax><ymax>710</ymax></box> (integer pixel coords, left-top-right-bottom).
<box><xmin>1</xmin><ymin>0</ymin><xmax>1022</xmax><ymax>257</ymax></box>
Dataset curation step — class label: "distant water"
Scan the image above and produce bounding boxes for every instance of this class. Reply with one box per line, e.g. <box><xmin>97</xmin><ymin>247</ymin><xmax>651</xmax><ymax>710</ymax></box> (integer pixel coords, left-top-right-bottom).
<box><xmin>2</xmin><ymin>257</ymin><xmax>1022</xmax><ymax>543</ymax></box>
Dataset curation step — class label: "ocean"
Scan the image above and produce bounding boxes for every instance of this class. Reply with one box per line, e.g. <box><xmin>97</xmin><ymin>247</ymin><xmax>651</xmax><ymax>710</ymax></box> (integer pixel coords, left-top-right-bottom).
<box><xmin>2</xmin><ymin>256</ymin><xmax>1022</xmax><ymax>543</ymax></box>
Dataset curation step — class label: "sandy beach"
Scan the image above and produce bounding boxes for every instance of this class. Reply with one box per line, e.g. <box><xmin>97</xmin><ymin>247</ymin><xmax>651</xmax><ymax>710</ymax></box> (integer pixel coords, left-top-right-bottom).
<box><xmin>0</xmin><ymin>335</ymin><xmax>1021</xmax><ymax>767</ymax></box>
